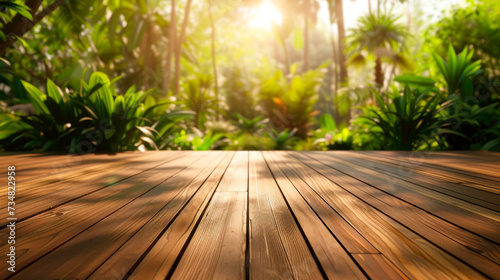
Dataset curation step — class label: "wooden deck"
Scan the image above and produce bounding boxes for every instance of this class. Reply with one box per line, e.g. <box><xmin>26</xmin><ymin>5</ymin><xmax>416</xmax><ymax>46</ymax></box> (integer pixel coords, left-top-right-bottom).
<box><xmin>1</xmin><ymin>151</ymin><xmax>499</xmax><ymax>280</ymax></box>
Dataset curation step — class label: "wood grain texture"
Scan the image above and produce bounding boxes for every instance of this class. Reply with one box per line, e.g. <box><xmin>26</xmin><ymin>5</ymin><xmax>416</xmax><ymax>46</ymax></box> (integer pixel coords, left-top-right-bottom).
<box><xmin>325</xmin><ymin>151</ymin><xmax>500</xmax><ymax>243</ymax></box>
<box><xmin>248</xmin><ymin>151</ymin><xmax>323</xmax><ymax>280</ymax></box>
<box><xmin>216</xmin><ymin>151</ymin><xmax>248</xmax><ymax>192</ymax></box>
<box><xmin>295</xmin><ymin>152</ymin><xmax>494</xmax><ymax>279</ymax></box>
<box><xmin>366</xmin><ymin>151</ymin><xmax>500</xmax><ymax>190</ymax></box>
<box><xmin>351</xmin><ymin>254</ymin><xmax>409</xmax><ymax>280</ymax></box>
<box><xmin>9</xmin><ymin>152</ymin><xmax>224</xmax><ymax>280</ymax></box>
<box><xmin>2</xmin><ymin>150</ymin><xmax>498</xmax><ymax>280</ymax></box>
<box><xmin>265</xmin><ymin>152</ymin><xmax>367</xmax><ymax>280</ymax></box>
<box><xmin>275</xmin><ymin>151</ymin><xmax>487</xmax><ymax>280</ymax></box>
<box><xmin>0</xmin><ymin>152</ymin><xmax>176</xmax><ymax>226</ymax></box>
<box><xmin>99</xmin><ymin>151</ymin><xmax>235</xmax><ymax>280</ymax></box>
<box><xmin>170</xmin><ymin>191</ymin><xmax>247</xmax><ymax>280</ymax></box>
<box><xmin>0</xmin><ymin>152</ymin><xmax>202</xmax><ymax>279</ymax></box>
<box><xmin>339</xmin><ymin>151</ymin><xmax>500</xmax><ymax>212</ymax></box>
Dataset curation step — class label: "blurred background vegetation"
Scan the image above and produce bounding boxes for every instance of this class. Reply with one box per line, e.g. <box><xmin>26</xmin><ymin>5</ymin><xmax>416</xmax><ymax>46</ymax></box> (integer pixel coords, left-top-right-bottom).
<box><xmin>0</xmin><ymin>0</ymin><xmax>499</xmax><ymax>153</ymax></box>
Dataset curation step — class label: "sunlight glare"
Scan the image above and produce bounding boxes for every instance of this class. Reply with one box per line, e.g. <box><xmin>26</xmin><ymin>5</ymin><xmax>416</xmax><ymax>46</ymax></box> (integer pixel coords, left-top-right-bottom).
<box><xmin>248</xmin><ymin>1</ymin><xmax>283</xmax><ymax>30</ymax></box>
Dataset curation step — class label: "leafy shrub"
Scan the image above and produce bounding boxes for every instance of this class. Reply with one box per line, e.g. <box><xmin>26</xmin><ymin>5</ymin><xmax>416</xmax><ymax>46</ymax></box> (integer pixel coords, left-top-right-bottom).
<box><xmin>260</xmin><ymin>65</ymin><xmax>326</xmax><ymax>138</ymax></box>
<box><xmin>167</xmin><ymin>129</ymin><xmax>225</xmax><ymax>151</ymax></box>
<box><xmin>0</xmin><ymin>72</ymin><xmax>187</xmax><ymax>153</ymax></box>
<box><xmin>235</xmin><ymin>113</ymin><xmax>268</xmax><ymax>134</ymax></box>
<box><xmin>264</xmin><ymin>128</ymin><xmax>298</xmax><ymax>150</ymax></box>
<box><xmin>432</xmin><ymin>46</ymin><xmax>482</xmax><ymax>99</ymax></box>
<box><xmin>313</xmin><ymin>114</ymin><xmax>354</xmax><ymax>150</ymax></box>
<box><xmin>180</xmin><ymin>74</ymin><xmax>219</xmax><ymax>130</ymax></box>
<box><xmin>355</xmin><ymin>86</ymin><xmax>446</xmax><ymax>151</ymax></box>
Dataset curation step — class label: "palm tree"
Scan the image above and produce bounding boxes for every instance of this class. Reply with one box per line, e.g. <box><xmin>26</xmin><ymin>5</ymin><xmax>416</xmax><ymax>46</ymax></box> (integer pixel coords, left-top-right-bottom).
<box><xmin>347</xmin><ymin>12</ymin><xmax>409</xmax><ymax>88</ymax></box>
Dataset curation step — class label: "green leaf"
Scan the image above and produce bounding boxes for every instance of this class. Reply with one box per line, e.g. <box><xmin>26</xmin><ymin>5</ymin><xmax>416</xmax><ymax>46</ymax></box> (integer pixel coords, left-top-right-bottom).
<box><xmin>104</xmin><ymin>128</ymin><xmax>116</xmax><ymax>139</ymax></box>
<box><xmin>0</xmin><ymin>1</ymin><xmax>33</xmax><ymax>20</ymax></box>
<box><xmin>394</xmin><ymin>75</ymin><xmax>435</xmax><ymax>88</ymax></box>
<box><xmin>22</xmin><ymin>80</ymin><xmax>49</xmax><ymax>114</ymax></box>
<box><xmin>320</xmin><ymin>114</ymin><xmax>336</xmax><ymax>132</ymax></box>
<box><xmin>89</xmin><ymin>72</ymin><xmax>114</xmax><ymax>117</ymax></box>
<box><xmin>0</xmin><ymin>115</ymin><xmax>30</xmax><ymax>140</ymax></box>
<box><xmin>46</xmin><ymin>79</ymin><xmax>64</xmax><ymax>104</ymax></box>
<box><xmin>482</xmin><ymin>138</ymin><xmax>500</xmax><ymax>151</ymax></box>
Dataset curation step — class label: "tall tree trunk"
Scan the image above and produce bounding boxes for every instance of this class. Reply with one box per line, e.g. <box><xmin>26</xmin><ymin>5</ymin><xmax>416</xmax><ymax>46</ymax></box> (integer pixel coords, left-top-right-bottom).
<box><xmin>303</xmin><ymin>0</ymin><xmax>309</xmax><ymax>72</ymax></box>
<box><xmin>329</xmin><ymin>22</ymin><xmax>341</xmax><ymax>124</ymax></box>
<box><xmin>335</xmin><ymin>0</ymin><xmax>348</xmax><ymax>84</ymax></box>
<box><xmin>0</xmin><ymin>0</ymin><xmax>65</xmax><ymax>56</ymax></box>
<box><xmin>164</xmin><ymin>0</ymin><xmax>176</xmax><ymax>92</ymax></box>
<box><xmin>173</xmin><ymin>0</ymin><xmax>192</xmax><ymax>95</ymax></box>
<box><xmin>368</xmin><ymin>0</ymin><xmax>372</xmax><ymax>14</ymax></box>
<box><xmin>208</xmin><ymin>0</ymin><xmax>219</xmax><ymax>119</ymax></box>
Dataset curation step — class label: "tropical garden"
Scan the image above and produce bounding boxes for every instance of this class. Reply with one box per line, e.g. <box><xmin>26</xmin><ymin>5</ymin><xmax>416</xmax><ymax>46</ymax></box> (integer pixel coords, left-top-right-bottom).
<box><xmin>0</xmin><ymin>0</ymin><xmax>499</xmax><ymax>153</ymax></box>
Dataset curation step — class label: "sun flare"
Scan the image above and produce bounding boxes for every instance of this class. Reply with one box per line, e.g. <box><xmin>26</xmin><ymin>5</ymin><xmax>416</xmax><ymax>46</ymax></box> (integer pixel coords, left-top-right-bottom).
<box><xmin>248</xmin><ymin>1</ymin><xmax>283</xmax><ymax>30</ymax></box>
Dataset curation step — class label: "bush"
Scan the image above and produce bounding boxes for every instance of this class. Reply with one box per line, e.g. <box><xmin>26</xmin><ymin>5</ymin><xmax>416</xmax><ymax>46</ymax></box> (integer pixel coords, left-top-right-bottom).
<box><xmin>0</xmin><ymin>72</ymin><xmax>188</xmax><ymax>153</ymax></box>
<box><xmin>355</xmin><ymin>86</ymin><xmax>446</xmax><ymax>151</ymax></box>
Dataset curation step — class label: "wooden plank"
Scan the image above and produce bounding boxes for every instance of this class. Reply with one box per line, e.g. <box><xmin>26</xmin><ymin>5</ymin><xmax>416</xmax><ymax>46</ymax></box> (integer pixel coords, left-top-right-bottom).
<box><xmin>367</xmin><ymin>151</ymin><xmax>500</xmax><ymax>188</ymax></box>
<box><xmin>264</xmin><ymin>152</ymin><xmax>368</xmax><ymax>280</ymax></box>
<box><xmin>1</xmin><ymin>152</ymin><xmax>145</xmax><ymax>183</ymax></box>
<box><xmin>339</xmin><ymin>151</ymin><xmax>500</xmax><ymax>212</ymax></box>
<box><xmin>266</xmin><ymin>152</ymin><xmax>378</xmax><ymax>255</ymax></box>
<box><xmin>273</xmin><ymin>151</ymin><xmax>487</xmax><ymax>280</ymax></box>
<box><xmin>8</xmin><ymin>152</ymin><xmax>224</xmax><ymax>280</ymax></box>
<box><xmin>103</xmin><ymin>152</ymin><xmax>235</xmax><ymax>280</ymax></box>
<box><xmin>368</xmin><ymin>150</ymin><xmax>500</xmax><ymax>175</ymax></box>
<box><xmin>326</xmin><ymin>151</ymin><xmax>500</xmax><ymax>243</ymax></box>
<box><xmin>170</xmin><ymin>191</ymin><xmax>247</xmax><ymax>280</ymax></box>
<box><xmin>0</xmin><ymin>151</ymin><xmax>202</xmax><ymax>279</ymax></box>
<box><xmin>216</xmin><ymin>151</ymin><xmax>248</xmax><ymax>192</ymax></box>
<box><xmin>351</xmin><ymin>254</ymin><xmax>409</xmax><ymax>280</ymax></box>
<box><xmin>295</xmin><ymin>151</ymin><xmax>497</xmax><ymax>279</ymax></box>
<box><xmin>0</xmin><ymin>152</ymin><xmax>181</xmax><ymax>226</ymax></box>
<box><xmin>248</xmin><ymin>151</ymin><xmax>323</xmax><ymax>280</ymax></box>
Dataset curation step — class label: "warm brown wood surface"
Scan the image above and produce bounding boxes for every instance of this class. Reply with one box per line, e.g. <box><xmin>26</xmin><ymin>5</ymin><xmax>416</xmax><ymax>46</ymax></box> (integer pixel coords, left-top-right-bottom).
<box><xmin>0</xmin><ymin>151</ymin><xmax>498</xmax><ymax>280</ymax></box>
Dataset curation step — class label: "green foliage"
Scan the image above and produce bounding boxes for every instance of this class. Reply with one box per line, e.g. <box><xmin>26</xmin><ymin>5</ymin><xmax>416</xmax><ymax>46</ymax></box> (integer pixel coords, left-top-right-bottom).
<box><xmin>264</xmin><ymin>128</ymin><xmax>298</xmax><ymax>150</ymax></box>
<box><xmin>235</xmin><ymin>113</ymin><xmax>268</xmax><ymax>134</ymax></box>
<box><xmin>426</xmin><ymin>0</ymin><xmax>500</xmax><ymax>78</ymax></box>
<box><xmin>181</xmin><ymin>74</ymin><xmax>219</xmax><ymax>129</ymax></box>
<box><xmin>222</xmin><ymin>66</ymin><xmax>257</xmax><ymax>120</ymax></box>
<box><xmin>394</xmin><ymin>75</ymin><xmax>436</xmax><ymax>90</ymax></box>
<box><xmin>1</xmin><ymin>0</ymin><xmax>499</xmax><ymax>153</ymax></box>
<box><xmin>264</xmin><ymin>65</ymin><xmax>326</xmax><ymax>138</ymax></box>
<box><xmin>348</xmin><ymin>12</ymin><xmax>408</xmax><ymax>53</ymax></box>
<box><xmin>347</xmin><ymin>11</ymin><xmax>410</xmax><ymax>86</ymax></box>
<box><xmin>356</xmin><ymin>86</ymin><xmax>446</xmax><ymax>150</ymax></box>
<box><xmin>313</xmin><ymin>114</ymin><xmax>354</xmax><ymax>150</ymax></box>
<box><xmin>168</xmin><ymin>129</ymin><xmax>225</xmax><ymax>150</ymax></box>
<box><xmin>0</xmin><ymin>1</ymin><xmax>32</xmax><ymax>42</ymax></box>
<box><xmin>440</xmin><ymin>95</ymin><xmax>500</xmax><ymax>151</ymax></box>
<box><xmin>0</xmin><ymin>72</ymin><xmax>186</xmax><ymax>153</ymax></box>
<box><xmin>432</xmin><ymin>46</ymin><xmax>482</xmax><ymax>98</ymax></box>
